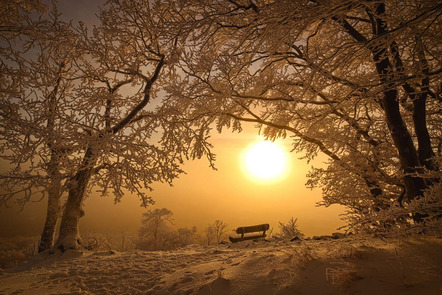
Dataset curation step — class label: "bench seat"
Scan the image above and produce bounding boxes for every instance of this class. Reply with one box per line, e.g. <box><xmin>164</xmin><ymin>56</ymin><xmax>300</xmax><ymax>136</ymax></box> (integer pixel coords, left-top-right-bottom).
<box><xmin>229</xmin><ymin>223</ymin><xmax>269</xmax><ymax>243</ymax></box>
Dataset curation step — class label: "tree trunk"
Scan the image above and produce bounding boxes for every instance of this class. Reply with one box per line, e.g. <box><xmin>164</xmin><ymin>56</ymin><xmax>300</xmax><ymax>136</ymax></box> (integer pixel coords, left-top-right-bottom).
<box><xmin>153</xmin><ymin>220</ymin><xmax>159</xmax><ymax>251</ymax></box>
<box><xmin>413</xmin><ymin>87</ymin><xmax>436</xmax><ymax>171</ymax></box>
<box><xmin>381</xmin><ymin>89</ymin><xmax>427</xmax><ymax>202</ymax></box>
<box><xmin>39</xmin><ymin>154</ymin><xmax>62</xmax><ymax>252</ymax></box>
<box><xmin>392</xmin><ymin>39</ymin><xmax>436</xmax><ymax>172</ymax></box>
<box><xmin>38</xmin><ymin>187</ymin><xmax>61</xmax><ymax>252</ymax></box>
<box><xmin>337</xmin><ymin>3</ymin><xmax>430</xmax><ymax>206</ymax></box>
<box><xmin>368</xmin><ymin>3</ymin><xmax>427</xmax><ymax>205</ymax></box>
<box><xmin>414</xmin><ymin>40</ymin><xmax>437</xmax><ymax>171</ymax></box>
<box><xmin>54</xmin><ymin>149</ymin><xmax>94</xmax><ymax>251</ymax></box>
<box><xmin>40</xmin><ymin>62</ymin><xmax>64</xmax><ymax>252</ymax></box>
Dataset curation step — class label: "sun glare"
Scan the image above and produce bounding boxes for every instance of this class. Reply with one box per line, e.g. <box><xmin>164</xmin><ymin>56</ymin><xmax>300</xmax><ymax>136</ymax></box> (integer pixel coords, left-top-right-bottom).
<box><xmin>243</xmin><ymin>140</ymin><xmax>288</xmax><ymax>182</ymax></box>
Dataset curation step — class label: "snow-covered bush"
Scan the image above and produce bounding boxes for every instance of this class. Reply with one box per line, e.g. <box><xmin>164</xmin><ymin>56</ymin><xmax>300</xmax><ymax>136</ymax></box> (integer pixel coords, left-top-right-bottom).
<box><xmin>276</xmin><ymin>217</ymin><xmax>304</xmax><ymax>240</ymax></box>
<box><xmin>342</xmin><ymin>175</ymin><xmax>442</xmax><ymax>237</ymax></box>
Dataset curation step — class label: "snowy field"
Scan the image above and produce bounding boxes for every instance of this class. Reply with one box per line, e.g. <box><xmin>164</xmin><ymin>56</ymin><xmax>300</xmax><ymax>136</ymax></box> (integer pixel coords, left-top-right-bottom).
<box><xmin>0</xmin><ymin>236</ymin><xmax>441</xmax><ymax>294</ymax></box>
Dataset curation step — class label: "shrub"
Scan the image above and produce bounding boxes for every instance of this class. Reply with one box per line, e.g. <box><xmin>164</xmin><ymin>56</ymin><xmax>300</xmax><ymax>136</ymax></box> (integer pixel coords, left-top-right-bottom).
<box><xmin>277</xmin><ymin>217</ymin><xmax>304</xmax><ymax>240</ymax></box>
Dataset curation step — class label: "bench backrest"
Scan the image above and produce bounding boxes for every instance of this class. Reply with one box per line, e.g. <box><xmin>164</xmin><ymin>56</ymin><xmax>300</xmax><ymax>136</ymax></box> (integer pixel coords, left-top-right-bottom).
<box><xmin>236</xmin><ymin>223</ymin><xmax>269</xmax><ymax>234</ymax></box>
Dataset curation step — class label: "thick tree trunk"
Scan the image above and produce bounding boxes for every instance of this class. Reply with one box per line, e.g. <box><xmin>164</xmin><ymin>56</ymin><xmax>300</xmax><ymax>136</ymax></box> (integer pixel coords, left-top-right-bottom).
<box><xmin>368</xmin><ymin>3</ymin><xmax>427</xmax><ymax>206</ymax></box>
<box><xmin>414</xmin><ymin>41</ymin><xmax>437</xmax><ymax>171</ymax></box>
<box><xmin>38</xmin><ymin>186</ymin><xmax>61</xmax><ymax>252</ymax></box>
<box><xmin>413</xmin><ymin>89</ymin><xmax>436</xmax><ymax>171</ymax></box>
<box><xmin>39</xmin><ymin>154</ymin><xmax>62</xmax><ymax>252</ymax></box>
<box><xmin>54</xmin><ymin>149</ymin><xmax>94</xmax><ymax>251</ymax></box>
<box><xmin>54</xmin><ymin>171</ymin><xmax>91</xmax><ymax>251</ymax></box>
<box><xmin>381</xmin><ymin>89</ymin><xmax>427</xmax><ymax>202</ymax></box>
<box><xmin>392</xmin><ymin>40</ymin><xmax>436</xmax><ymax>172</ymax></box>
<box><xmin>40</xmin><ymin>59</ymin><xmax>68</xmax><ymax>252</ymax></box>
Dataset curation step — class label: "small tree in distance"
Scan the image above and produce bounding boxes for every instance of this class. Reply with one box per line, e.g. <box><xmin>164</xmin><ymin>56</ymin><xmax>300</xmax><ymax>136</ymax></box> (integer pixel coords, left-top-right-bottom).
<box><xmin>137</xmin><ymin>209</ymin><xmax>204</xmax><ymax>250</ymax></box>
<box><xmin>205</xmin><ymin>220</ymin><xmax>228</xmax><ymax>245</ymax></box>
<box><xmin>277</xmin><ymin>218</ymin><xmax>304</xmax><ymax>240</ymax></box>
<box><xmin>138</xmin><ymin>208</ymin><xmax>174</xmax><ymax>251</ymax></box>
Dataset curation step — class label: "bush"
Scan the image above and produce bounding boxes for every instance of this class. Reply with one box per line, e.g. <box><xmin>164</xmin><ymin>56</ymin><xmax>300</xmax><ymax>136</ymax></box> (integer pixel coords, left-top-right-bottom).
<box><xmin>277</xmin><ymin>217</ymin><xmax>304</xmax><ymax>240</ymax></box>
<box><xmin>0</xmin><ymin>236</ymin><xmax>38</xmax><ymax>268</ymax></box>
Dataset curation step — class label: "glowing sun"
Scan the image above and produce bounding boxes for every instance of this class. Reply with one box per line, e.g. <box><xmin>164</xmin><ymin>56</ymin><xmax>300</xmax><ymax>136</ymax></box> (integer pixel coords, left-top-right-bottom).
<box><xmin>243</xmin><ymin>140</ymin><xmax>288</xmax><ymax>181</ymax></box>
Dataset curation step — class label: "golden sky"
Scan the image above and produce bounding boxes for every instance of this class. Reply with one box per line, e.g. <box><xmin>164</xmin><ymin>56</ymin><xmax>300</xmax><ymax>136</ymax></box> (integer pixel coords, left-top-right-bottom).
<box><xmin>80</xmin><ymin>125</ymin><xmax>346</xmax><ymax>237</ymax></box>
<box><xmin>0</xmin><ymin>124</ymin><xmax>346</xmax><ymax>238</ymax></box>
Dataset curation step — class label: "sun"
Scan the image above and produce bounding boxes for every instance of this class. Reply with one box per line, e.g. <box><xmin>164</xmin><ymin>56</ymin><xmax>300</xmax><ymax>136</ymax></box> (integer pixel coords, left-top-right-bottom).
<box><xmin>243</xmin><ymin>140</ymin><xmax>288</xmax><ymax>181</ymax></box>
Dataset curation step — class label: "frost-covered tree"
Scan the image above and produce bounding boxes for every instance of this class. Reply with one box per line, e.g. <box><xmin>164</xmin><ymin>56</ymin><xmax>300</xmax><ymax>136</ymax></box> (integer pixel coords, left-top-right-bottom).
<box><xmin>138</xmin><ymin>218</ymin><xmax>200</xmax><ymax>250</ymax></box>
<box><xmin>1</xmin><ymin>0</ymin><xmax>214</xmax><ymax>252</ymax></box>
<box><xmin>163</xmin><ymin>0</ymin><xmax>441</xmax><ymax>229</ymax></box>
<box><xmin>0</xmin><ymin>3</ymin><xmax>83</xmax><ymax>252</ymax></box>
<box><xmin>205</xmin><ymin>220</ymin><xmax>228</xmax><ymax>245</ymax></box>
<box><xmin>137</xmin><ymin>208</ymin><xmax>174</xmax><ymax>250</ymax></box>
<box><xmin>161</xmin><ymin>227</ymin><xmax>200</xmax><ymax>250</ymax></box>
<box><xmin>54</xmin><ymin>0</ymin><xmax>214</xmax><ymax>251</ymax></box>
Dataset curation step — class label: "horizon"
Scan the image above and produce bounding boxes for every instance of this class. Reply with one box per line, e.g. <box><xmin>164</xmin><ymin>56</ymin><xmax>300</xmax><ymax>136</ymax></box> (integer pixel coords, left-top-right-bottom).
<box><xmin>0</xmin><ymin>125</ymin><xmax>345</xmax><ymax>238</ymax></box>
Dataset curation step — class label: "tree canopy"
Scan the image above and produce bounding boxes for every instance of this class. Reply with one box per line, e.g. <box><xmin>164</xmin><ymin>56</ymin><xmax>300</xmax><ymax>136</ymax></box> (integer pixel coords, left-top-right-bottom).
<box><xmin>0</xmin><ymin>0</ymin><xmax>214</xmax><ymax>251</ymax></box>
<box><xmin>162</xmin><ymin>0</ymin><xmax>441</xmax><ymax>231</ymax></box>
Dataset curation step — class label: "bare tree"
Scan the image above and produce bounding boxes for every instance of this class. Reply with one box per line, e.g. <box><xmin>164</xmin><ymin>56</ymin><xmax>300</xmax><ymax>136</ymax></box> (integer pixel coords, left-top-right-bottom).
<box><xmin>205</xmin><ymin>220</ymin><xmax>228</xmax><ymax>245</ymax></box>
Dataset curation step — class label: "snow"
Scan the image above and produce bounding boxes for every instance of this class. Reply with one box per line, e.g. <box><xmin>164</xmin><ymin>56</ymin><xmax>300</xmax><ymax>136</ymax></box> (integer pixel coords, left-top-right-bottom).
<box><xmin>1</xmin><ymin>236</ymin><xmax>441</xmax><ymax>294</ymax></box>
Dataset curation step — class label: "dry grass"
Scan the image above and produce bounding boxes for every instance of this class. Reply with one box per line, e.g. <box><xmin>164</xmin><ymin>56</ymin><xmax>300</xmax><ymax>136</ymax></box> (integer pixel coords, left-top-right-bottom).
<box><xmin>0</xmin><ymin>236</ymin><xmax>38</xmax><ymax>269</ymax></box>
<box><xmin>326</xmin><ymin>261</ymin><xmax>359</xmax><ymax>291</ymax></box>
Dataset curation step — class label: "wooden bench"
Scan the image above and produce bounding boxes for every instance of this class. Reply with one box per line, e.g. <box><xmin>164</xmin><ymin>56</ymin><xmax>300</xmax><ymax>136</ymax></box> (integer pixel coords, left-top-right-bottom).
<box><xmin>229</xmin><ymin>224</ymin><xmax>270</xmax><ymax>243</ymax></box>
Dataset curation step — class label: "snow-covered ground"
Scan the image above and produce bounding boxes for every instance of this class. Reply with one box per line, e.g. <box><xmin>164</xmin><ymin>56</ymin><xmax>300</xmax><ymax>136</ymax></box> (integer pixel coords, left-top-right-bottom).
<box><xmin>1</xmin><ymin>236</ymin><xmax>441</xmax><ymax>294</ymax></box>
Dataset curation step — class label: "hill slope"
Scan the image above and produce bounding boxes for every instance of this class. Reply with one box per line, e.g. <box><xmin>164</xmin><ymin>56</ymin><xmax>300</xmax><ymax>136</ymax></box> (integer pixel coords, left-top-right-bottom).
<box><xmin>1</xmin><ymin>236</ymin><xmax>441</xmax><ymax>294</ymax></box>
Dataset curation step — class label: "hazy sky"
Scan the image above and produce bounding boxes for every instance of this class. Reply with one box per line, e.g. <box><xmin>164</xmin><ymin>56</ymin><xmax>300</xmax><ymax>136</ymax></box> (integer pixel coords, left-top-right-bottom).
<box><xmin>0</xmin><ymin>0</ymin><xmax>345</xmax><ymax>238</ymax></box>
<box><xmin>1</xmin><ymin>126</ymin><xmax>345</xmax><ymax>237</ymax></box>
<box><xmin>79</xmin><ymin>129</ymin><xmax>346</xmax><ymax>236</ymax></box>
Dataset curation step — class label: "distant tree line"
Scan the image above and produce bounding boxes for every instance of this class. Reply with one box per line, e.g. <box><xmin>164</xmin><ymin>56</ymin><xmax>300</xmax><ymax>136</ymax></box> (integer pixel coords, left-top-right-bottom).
<box><xmin>136</xmin><ymin>208</ymin><xmax>229</xmax><ymax>250</ymax></box>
